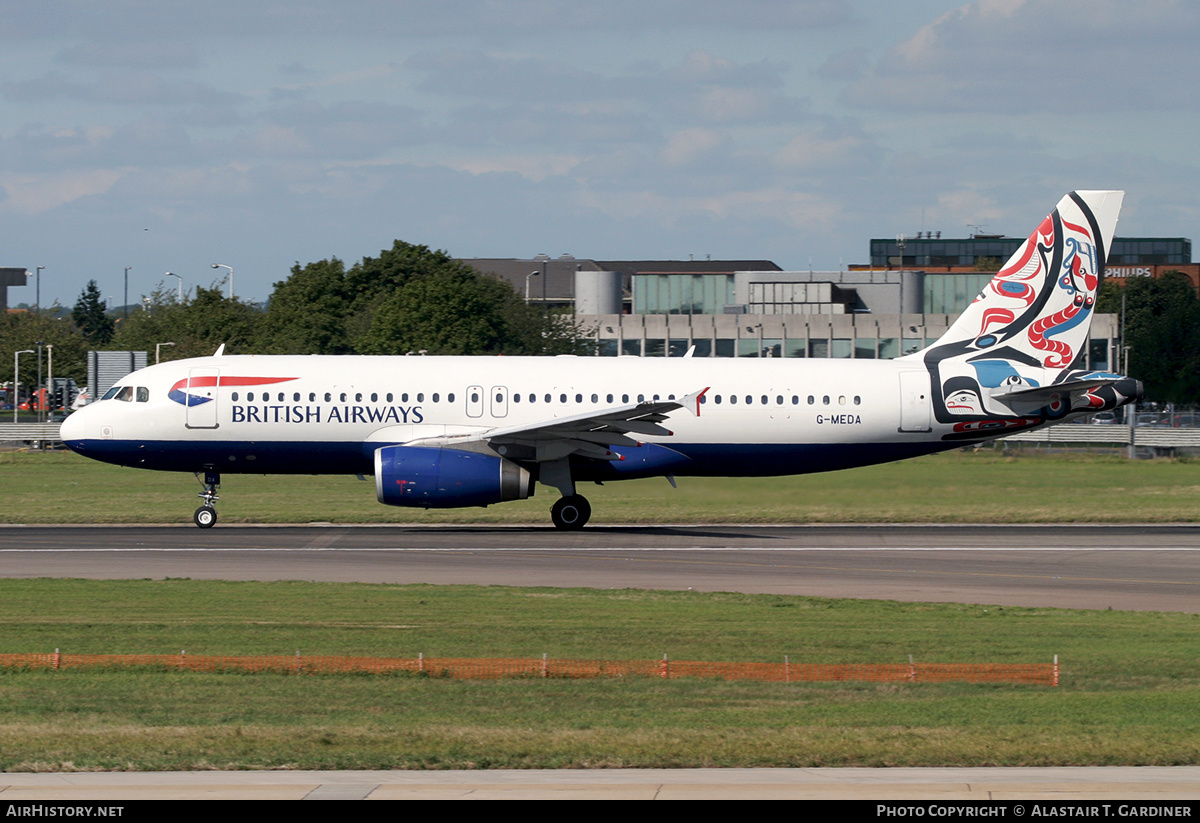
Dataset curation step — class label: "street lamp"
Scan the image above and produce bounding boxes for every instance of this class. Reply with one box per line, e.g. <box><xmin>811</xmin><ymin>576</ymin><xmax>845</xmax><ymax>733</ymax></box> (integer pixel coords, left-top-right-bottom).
<box><xmin>525</xmin><ymin>270</ymin><xmax>539</xmax><ymax>302</ymax></box>
<box><xmin>166</xmin><ymin>272</ymin><xmax>183</xmax><ymax>302</ymax></box>
<box><xmin>156</xmin><ymin>342</ymin><xmax>175</xmax><ymax>364</ymax></box>
<box><xmin>211</xmin><ymin>263</ymin><xmax>234</xmax><ymax>299</ymax></box>
<box><xmin>13</xmin><ymin>350</ymin><xmax>33</xmax><ymax>423</ymax></box>
<box><xmin>124</xmin><ymin>266</ymin><xmax>131</xmax><ymax>319</ymax></box>
<box><xmin>35</xmin><ymin>266</ymin><xmax>44</xmax><ymax>312</ymax></box>
<box><xmin>35</xmin><ymin>340</ymin><xmax>43</xmax><ymax>423</ymax></box>
<box><xmin>46</xmin><ymin>344</ymin><xmax>53</xmax><ymax>413</ymax></box>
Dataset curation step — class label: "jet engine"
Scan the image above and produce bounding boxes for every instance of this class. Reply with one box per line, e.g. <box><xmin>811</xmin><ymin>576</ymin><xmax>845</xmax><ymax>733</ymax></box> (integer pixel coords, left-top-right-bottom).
<box><xmin>374</xmin><ymin>445</ymin><xmax>532</xmax><ymax>508</ymax></box>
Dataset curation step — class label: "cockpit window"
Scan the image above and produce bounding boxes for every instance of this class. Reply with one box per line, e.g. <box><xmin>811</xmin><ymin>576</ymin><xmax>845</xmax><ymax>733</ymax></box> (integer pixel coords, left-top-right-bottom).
<box><xmin>102</xmin><ymin>386</ymin><xmax>134</xmax><ymax>401</ymax></box>
<box><xmin>136</xmin><ymin>387</ymin><xmax>149</xmax><ymax>403</ymax></box>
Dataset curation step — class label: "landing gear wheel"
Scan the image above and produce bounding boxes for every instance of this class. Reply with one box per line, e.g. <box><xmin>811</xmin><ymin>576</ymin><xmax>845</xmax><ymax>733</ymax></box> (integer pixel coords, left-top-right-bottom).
<box><xmin>194</xmin><ymin>505</ymin><xmax>217</xmax><ymax>529</ymax></box>
<box><xmin>550</xmin><ymin>495</ymin><xmax>591</xmax><ymax>530</ymax></box>
<box><xmin>194</xmin><ymin>470</ymin><xmax>220</xmax><ymax>529</ymax></box>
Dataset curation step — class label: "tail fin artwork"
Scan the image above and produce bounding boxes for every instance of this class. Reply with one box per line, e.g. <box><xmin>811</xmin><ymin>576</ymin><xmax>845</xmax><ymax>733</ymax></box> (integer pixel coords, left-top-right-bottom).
<box><xmin>904</xmin><ymin>191</ymin><xmax>1141</xmax><ymax>437</ymax></box>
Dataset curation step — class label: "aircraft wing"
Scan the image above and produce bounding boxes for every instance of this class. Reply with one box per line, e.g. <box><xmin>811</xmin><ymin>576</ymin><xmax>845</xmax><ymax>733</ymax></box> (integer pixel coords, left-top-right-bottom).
<box><xmin>403</xmin><ymin>387</ymin><xmax>708</xmax><ymax>463</ymax></box>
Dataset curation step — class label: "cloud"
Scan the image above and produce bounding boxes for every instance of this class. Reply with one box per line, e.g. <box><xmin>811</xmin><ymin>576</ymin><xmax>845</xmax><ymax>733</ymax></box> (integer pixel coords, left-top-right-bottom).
<box><xmin>3</xmin><ymin>71</ymin><xmax>243</xmax><ymax>108</ymax></box>
<box><xmin>0</xmin><ymin>1</ymin><xmax>853</xmax><ymax>40</ymax></box>
<box><xmin>57</xmin><ymin>40</ymin><xmax>202</xmax><ymax>69</ymax></box>
<box><xmin>844</xmin><ymin>0</ymin><xmax>1200</xmax><ymax>113</ymax></box>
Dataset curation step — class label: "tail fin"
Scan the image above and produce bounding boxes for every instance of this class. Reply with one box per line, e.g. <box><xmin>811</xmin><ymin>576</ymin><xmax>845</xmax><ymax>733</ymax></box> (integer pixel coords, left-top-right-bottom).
<box><xmin>907</xmin><ymin>191</ymin><xmax>1139</xmax><ymax>428</ymax></box>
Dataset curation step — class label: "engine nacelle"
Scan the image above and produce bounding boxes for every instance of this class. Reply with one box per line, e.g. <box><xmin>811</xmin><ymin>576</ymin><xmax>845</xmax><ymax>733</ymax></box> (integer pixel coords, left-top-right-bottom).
<box><xmin>374</xmin><ymin>445</ymin><xmax>532</xmax><ymax>508</ymax></box>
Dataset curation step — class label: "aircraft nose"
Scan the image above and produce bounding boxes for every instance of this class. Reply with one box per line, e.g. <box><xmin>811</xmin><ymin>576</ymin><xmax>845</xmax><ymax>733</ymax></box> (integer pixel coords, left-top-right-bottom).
<box><xmin>59</xmin><ymin>409</ymin><xmax>86</xmax><ymax>450</ymax></box>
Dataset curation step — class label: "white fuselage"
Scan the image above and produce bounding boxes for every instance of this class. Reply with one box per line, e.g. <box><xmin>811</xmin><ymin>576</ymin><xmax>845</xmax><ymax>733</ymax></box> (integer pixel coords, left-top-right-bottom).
<box><xmin>61</xmin><ymin>353</ymin><xmax>955</xmax><ymax>478</ymax></box>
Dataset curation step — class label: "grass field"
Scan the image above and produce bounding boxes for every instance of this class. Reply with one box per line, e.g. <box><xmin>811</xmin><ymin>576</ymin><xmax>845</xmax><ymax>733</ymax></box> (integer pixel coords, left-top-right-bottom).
<box><xmin>0</xmin><ymin>580</ymin><xmax>1197</xmax><ymax>771</ymax></box>
<box><xmin>4</xmin><ymin>447</ymin><xmax>1200</xmax><ymax>524</ymax></box>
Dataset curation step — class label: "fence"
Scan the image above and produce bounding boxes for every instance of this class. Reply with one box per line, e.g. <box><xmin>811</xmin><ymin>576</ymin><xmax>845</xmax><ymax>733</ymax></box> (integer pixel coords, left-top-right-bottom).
<box><xmin>0</xmin><ymin>651</ymin><xmax>1058</xmax><ymax>685</ymax></box>
<box><xmin>0</xmin><ymin>423</ymin><xmax>61</xmax><ymax>445</ymax></box>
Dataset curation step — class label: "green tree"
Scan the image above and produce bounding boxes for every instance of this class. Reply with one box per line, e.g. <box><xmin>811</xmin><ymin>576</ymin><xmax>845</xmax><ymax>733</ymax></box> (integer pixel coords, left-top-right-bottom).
<box><xmin>1097</xmin><ymin>271</ymin><xmax>1200</xmax><ymax>403</ymax></box>
<box><xmin>258</xmin><ymin>258</ymin><xmax>352</xmax><ymax>354</ymax></box>
<box><xmin>261</xmin><ymin>240</ymin><xmax>589</xmax><ymax>356</ymax></box>
<box><xmin>71</xmin><ymin>280</ymin><xmax>115</xmax><ymax>346</ymax></box>
<box><xmin>110</xmin><ymin>286</ymin><xmax>263</xmax><ymax>360</ymax></box>
<box><xmin>0</xmin><ymin>309</ymin><xmax>89</xmax><ymax>386</ymax></box>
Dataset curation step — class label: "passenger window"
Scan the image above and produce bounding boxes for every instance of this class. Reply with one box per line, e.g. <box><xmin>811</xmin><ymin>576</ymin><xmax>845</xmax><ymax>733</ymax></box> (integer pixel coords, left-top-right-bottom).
<box><xmin>355</xmin><ymin>393</ymin><xmax>362</xmax><ymax>402</ymax></box>
<box><xmin>324</xmin><ymin>392</ymin><xmax>332</xmax><ymax>402</ymax></box>
<box><xmin>248</xmin><ymin>392</ymin><xmax>255</xmax><ymax>402</ymax></box>
<box><xmin>231</xmin><ymin>392</ymin><xmax>240</xmax><ymax>402</ymax></box>
<box><xmin>417</xmin><ymin>393</ymin><xmax>424</xmax><ymax>402</ymax></box>
<box><xmin>433</xmin><ymin>393</ymin><xmax>440</xmax><ymax>403</ymax></box>
<box><xmin>370</xmin><ymin>393</ymin><xmax>378</xmax><ymax>402</ymax></box>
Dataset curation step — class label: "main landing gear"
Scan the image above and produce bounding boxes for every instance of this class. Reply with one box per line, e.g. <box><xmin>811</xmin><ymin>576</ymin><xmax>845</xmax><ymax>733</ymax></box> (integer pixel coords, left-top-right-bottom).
<box><xmin>550</xmin><ymin>495</ymin><xmax>591</xmax><ymax>530</ymax></box>
<box><xmin>194</xmin><ymin>470</ymin><xmax>220</xmax><ymax>529</ymax></box>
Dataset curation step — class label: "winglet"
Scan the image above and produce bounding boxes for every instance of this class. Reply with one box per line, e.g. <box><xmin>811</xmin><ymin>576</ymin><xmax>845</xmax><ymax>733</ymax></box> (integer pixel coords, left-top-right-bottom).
<box><xmin>682</xmin><ymin>387</ymin><xmax>709</xmax><ymax>416</ymax></box>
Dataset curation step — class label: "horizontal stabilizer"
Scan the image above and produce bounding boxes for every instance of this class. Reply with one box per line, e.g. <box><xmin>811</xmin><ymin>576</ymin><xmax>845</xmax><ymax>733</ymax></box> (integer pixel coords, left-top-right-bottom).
<box><xmin>992</xmin><ymin>377</ymin><xmax>1123</xmax><ymax>402</ymax></box>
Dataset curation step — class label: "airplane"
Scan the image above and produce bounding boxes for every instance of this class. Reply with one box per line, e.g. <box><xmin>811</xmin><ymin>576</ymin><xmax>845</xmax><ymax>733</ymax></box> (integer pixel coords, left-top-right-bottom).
<box><xmin>60</xmin><ymin>190</ymin><xmax>1141</xmax><ymax>529</ymax></box>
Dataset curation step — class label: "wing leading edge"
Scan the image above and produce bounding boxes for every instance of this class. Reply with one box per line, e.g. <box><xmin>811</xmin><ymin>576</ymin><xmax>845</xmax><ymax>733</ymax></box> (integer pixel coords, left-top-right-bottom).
<box><xmin>402</xmin><ymin>387</ymin><xmax>709</xmax><ymax>463</ymax></box>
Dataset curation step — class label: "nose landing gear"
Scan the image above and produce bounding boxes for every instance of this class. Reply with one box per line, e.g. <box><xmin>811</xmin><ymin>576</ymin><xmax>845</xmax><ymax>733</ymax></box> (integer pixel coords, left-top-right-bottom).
<box><xmin>194</xmin><ymin>470</ymin><xmax>220</xmax><ymax>528</ymax></box>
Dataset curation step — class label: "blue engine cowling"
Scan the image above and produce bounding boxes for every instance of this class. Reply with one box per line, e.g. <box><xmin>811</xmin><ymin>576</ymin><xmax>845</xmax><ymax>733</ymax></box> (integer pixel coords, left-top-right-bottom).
<box><xmin>374</xmin><ymin>445</ymin><xmax>532</xmax><ymax>508</ymax></box>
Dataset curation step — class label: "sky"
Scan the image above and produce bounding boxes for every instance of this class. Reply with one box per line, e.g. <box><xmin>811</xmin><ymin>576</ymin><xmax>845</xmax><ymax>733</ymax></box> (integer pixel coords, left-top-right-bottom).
<box><xmin>2</xmin><ymin>0</ymin><xmax>1198</xmax><ymax>309</ymax></box>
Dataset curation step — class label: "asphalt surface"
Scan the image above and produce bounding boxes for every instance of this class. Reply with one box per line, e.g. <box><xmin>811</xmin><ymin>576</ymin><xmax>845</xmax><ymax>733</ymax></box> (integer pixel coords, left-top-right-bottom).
<box><xmin>1</xmin><ymin>523</ymin><xmax>1199</xmax><ymax>611</ymax></box>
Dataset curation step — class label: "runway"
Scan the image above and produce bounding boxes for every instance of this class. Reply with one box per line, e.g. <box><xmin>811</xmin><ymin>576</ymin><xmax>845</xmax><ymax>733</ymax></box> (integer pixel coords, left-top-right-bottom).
<box><xmin>2</xmin><ymin>523</ymin><xmax>1198</xmax><ymax>611</ymax></box>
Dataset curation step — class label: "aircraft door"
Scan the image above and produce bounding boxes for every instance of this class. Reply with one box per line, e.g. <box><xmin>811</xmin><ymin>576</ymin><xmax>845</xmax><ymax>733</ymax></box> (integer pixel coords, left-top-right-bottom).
<box><xmin>466</xmin><ymin>385</ymin><xmax>484</xmax><ymax>418</ymax></box>
<box><xmin>185</xmin><ymin>367</ymin><xmax>220</xmax><ymax>429</ymax></box>
<box><xmin>898</xmin><ymin>371</ymin><xmax>932</xmax><ymax>432</ymax></box>
<box><xmin>490</xmin><ymin>386</ymin><xmax>509</xmax><ymax>418</ymax></box>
